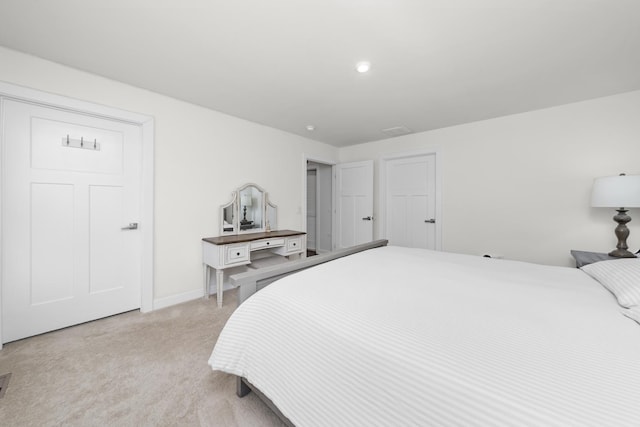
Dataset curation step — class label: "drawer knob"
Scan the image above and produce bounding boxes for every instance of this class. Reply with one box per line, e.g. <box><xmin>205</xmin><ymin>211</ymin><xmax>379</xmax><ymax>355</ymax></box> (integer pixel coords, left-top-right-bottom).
<box><xmin>292</xmin><ymin>243</ymin><xmax>296</xmax><ymax>246</ymax></box>
<box><xmin>266</xmin><ymin>242</ymin><xmax>270</xmax><ymax>245</ymax></box>
<box><xmin>236</xmin><ymin>252</ymin><xmax>240</xmax><ymax>256</ymax></box>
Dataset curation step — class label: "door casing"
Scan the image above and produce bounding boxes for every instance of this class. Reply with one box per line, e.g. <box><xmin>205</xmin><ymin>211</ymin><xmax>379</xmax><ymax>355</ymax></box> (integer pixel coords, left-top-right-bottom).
<box><xmin>302</xmin><ymin>155</ymin><xmax>337</xmax><ymax>252</ymax></box>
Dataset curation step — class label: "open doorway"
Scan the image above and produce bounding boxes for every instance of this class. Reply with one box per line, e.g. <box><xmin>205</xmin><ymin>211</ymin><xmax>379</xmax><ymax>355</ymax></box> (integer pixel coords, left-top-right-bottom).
<box><xmin>306</xmin><ymin>160</ymin><xmax>334</xmax><ymax>256</ymax></box>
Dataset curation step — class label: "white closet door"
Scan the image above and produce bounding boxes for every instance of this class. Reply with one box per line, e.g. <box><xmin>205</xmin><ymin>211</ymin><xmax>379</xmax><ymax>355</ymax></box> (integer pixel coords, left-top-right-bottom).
<box><xmin>336</xmin><ymin>160</ymin><xmax>374</xmax><ymax>248</ymax></box>
<box><xmin>385</xmin><ymin>154</ymin><xmax>437</xmax><ymax>249</ymax></box>
<box><xmin>2</xmin><ymin>99</ymin><xmax>143</xmax><ymax>343</ymax></box>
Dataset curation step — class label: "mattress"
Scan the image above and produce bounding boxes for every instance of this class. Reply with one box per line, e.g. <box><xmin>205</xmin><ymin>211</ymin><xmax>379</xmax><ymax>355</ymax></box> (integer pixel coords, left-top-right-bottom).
<box><xmin>209</xmin><ymin>246</ymin><xmax>640</xmax><ymax>426</ymax></box>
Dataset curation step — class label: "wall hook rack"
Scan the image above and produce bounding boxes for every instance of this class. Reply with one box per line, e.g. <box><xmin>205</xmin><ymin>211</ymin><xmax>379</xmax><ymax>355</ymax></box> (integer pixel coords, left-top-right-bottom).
<box><xmin>62</xmin><ymin>134</ymin><xmax>101</xmax><ymax>151</ymax></box>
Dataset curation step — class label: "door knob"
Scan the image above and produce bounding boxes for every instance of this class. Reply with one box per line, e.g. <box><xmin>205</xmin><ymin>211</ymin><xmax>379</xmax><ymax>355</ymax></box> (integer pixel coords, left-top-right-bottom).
<box><xmin>424</xmin><ymin>219</ymin><xmax>436</xmax><ymax>223</ymax></box>
<box><xmin>121</xmin><ymin>222</ymin><xmax>138</xmax><ymax>230</ymax></box>
<box><xmin>362</xmin><ymin>216</ymin><xmax>373</xmax><ymax>221</ymax></box>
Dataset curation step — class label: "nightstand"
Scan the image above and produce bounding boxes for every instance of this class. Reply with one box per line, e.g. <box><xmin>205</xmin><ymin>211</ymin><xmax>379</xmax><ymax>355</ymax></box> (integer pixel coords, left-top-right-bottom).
<box><xmin>570</xmin><ymin>250</ymin><xmax>630</xmax><ymax>268</ymax></box>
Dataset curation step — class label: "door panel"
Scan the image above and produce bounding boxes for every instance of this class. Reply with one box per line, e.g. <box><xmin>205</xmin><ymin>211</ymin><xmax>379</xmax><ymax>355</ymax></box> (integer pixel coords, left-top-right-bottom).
<box><xmin>89</xmin><ymin>185</ymin><xmax>126</xmax><ymax>294</ymax></box>
<box><xmin>336</xmin><ymin>160</ymin><xmax>373</xmax><ymax>248</ymax></box>
<box><xmin>31</xmin><ymin>116</ymin><xmax>124</xmax><ymax>174</ymax></box>
<box><xmin>2</xmin><ymin>99</ymin><xmax>142</xmax><ymax>342</ymax></box>
<box><xmin>339</xmin><ymin>196</ymin><xmax>356</xmax><ymax>247</ymax></box>
<box><xmin>31</xmin><ymin>183</ymin><xmax>75</xmax><ymax>304</ymax></box>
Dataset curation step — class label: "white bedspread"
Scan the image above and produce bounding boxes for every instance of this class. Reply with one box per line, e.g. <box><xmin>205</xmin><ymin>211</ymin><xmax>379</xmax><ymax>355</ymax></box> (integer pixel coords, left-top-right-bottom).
<box><xmin>209</xmin><ymin>246</ymin><xmax>640</xmax><ymax>426</ymax></box>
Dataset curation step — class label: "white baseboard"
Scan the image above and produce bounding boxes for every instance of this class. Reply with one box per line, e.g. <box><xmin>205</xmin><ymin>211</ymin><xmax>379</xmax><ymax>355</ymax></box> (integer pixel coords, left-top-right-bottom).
<box><xmin>153</xmin><ymin>288</ymin><xmax>203</xmax><ymax>310</ymax></box>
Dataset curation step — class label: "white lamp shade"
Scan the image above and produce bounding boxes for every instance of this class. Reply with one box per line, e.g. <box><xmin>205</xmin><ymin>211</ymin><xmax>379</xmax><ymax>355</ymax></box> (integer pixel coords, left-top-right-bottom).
<box><xmin>241</xmin><ymin>194</ymin><xmax>252</xmax><ymax>207</ymax></box>
<box><xmin>591</xmin><ymin>175</ymin><xmax>640</xmax><ymax>208</ymax></box>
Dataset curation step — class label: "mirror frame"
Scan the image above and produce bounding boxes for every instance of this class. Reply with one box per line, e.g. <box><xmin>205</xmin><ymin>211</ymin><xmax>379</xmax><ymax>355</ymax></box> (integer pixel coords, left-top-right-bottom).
<box><xmin>219</xmin><ymin>191</ymin><xmax>238</xmax><ymax>235</ymax></box>
<box><xmin>266</xmin><ymin>199</ymin><xmax>277</xmax><ymax>232</ymax></box>
<box><xmin>219</xmin><ymin>183</ymin><xmax>277</xmax><ymax>235</ymax></box>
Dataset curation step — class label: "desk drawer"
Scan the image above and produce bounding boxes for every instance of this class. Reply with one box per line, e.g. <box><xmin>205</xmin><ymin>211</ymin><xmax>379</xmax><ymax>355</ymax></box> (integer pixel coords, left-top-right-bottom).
<box><xmin>224</xmin><ymin>244</ymin><xmax>250</xmax><ymax>265</ymax></box>
<box><xmin>286</xmin><ymin>236</ymin><xmax>303</xmax><ymax>253</ymax></box>
<box><xmin>251</xmin><ymin>238</ymin><xmax>285</xmax><ymax>251</ymax></box>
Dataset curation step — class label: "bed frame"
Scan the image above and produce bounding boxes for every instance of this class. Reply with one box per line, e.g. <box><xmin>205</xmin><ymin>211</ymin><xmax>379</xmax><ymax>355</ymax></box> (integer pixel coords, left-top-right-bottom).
<box><xmin>229</xmin><ymin>239</ymin><xmax>389</xmax><ymax>306</ymax></box>
<box><xmin>227</xmin><ymin>239</ymin><xmax>389</xmax><ymax>424</ymax></box>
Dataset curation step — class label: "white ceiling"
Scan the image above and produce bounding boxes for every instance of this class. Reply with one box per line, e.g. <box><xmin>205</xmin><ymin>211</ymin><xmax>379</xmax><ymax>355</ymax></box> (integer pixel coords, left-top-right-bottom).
<box><xmin>1</xmin><ymin>0</ymin><xmax>639</xmax><ymax>147</ymax></box>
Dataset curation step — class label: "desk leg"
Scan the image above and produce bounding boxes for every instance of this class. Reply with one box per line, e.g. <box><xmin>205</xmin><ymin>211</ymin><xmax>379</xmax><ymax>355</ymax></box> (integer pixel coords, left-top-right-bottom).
<box><xmin>203</xmin><ymin>264</ymin><xmax>210</xmax><ymax>299</ymax></box>
<box><xmin>216</xmin><ymin>269</ymin><xmax>225</xmax><ymax>308</ymax></box>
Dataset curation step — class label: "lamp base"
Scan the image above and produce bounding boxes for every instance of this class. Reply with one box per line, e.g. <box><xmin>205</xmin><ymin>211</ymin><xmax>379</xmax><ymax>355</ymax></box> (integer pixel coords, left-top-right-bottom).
<box><xmin>609</xmin><ymin>208</ymin><xmax>636</xmax><ymax>258</ymax></box>
<box><xmin>608</xmin><ymin>248</ymin><xmax>637</xmax><ymax>258</ymax></box>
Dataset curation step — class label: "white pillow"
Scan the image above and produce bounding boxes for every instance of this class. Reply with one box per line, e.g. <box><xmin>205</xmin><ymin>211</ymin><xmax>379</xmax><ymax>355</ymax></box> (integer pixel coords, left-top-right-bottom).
<box><xmin>580</xmin><ymin>258</ymin><xmax>640</xmax><ymax>308</ymax></box>
<box><xmin>622</xmin><ymin>306</ymin><xmax>640</xmax><ymax>325</ymax></box>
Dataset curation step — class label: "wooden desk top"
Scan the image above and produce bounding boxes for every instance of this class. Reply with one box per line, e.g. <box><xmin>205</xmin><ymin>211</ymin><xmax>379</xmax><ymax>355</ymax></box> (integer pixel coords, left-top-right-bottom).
<box><xmin>202</xmin><ymin>229</ymin><xmax>306</xmax><ymax>245</ymax></box>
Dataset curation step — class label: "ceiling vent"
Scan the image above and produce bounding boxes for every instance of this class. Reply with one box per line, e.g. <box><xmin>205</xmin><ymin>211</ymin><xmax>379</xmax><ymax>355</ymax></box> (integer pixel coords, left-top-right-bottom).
<box><xmin>381</xmin><ymin>126</ymin><xmax>412</xmax><ymax>137</ymax></box>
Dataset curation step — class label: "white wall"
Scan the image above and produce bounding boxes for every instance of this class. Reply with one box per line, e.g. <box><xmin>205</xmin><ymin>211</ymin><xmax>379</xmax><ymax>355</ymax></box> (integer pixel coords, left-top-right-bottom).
<box><xmin>3</xmin><ymin>46</ymin><xmax>639</xmax><ymax>300</ymax></box>
<box><xmin>340</xmin><ymin>90</ymin><xmax>640</xmax><ymax>266</ymax></box>
<box><xmin>0</xmin><ymin>46</ymin><xmax>338</xmax><ymax>304</ymax></box>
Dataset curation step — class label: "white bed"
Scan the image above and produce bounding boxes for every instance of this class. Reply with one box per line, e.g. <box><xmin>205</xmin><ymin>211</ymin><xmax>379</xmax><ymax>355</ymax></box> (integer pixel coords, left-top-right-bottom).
<box><xmin>209</xmin><ymin>246</ymin><xmax>640</xmax><ymax>426</ymax></box>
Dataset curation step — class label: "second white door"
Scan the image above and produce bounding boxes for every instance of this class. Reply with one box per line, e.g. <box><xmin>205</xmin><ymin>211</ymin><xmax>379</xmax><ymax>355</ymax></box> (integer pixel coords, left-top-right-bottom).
<box><xmin>384</xmin><ymin>154</ymin><xmax>437</xmax><ymax>249</ymax></box>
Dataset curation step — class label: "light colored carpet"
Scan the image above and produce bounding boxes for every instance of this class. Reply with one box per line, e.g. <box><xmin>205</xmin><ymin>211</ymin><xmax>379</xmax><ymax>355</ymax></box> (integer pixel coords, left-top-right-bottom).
<box><xmin>0</xmin><ymin>289</ymin><xmax>285</xmax><ymax>426</ymax></box>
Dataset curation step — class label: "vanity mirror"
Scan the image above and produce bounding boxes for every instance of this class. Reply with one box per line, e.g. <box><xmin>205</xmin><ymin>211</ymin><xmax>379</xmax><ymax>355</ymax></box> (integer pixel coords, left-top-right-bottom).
<box><xmin>219</xmin><ymin>183</ymin><xmax>277</xmax><ymax>235</ymax></box>
<box><xmin>220</xmin><ymin>195</ymin><xmax>236</xmax><ymax>234</ymax></box>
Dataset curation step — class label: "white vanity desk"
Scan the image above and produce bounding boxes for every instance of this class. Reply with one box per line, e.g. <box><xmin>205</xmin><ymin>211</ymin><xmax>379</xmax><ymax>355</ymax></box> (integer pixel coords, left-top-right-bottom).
<box><xmin>202</xmin><ymin>230</ymin><xmax>306</xmax><ymax>307</ymax></box>
<box><xmin>205</xmin><ymin>183</ymin><xmax>305</xmax><ymax>307</ymax></box>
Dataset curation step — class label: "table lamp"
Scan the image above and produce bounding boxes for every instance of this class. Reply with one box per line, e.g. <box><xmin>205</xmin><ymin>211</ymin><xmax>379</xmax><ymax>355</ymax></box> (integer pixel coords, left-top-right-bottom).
<box><xmin>240</xmin><ymin>193</ymin><xmax>252</xmax><ymax>225</ymax></box>
<box><xmin>591</xmin><ymin>173</ymin><xmax>640</xmax><ymax>257</ymax></box>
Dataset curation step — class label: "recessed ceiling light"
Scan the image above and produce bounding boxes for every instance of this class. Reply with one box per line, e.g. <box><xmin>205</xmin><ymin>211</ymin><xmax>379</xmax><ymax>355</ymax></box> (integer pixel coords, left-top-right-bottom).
<box><xmin>306</xmin><ymin>125</ymin><xmax>315</xmax><ymax>131</ymax></box>
<box><xmin>381</xmin><ymin>126</ymin><xmax>413</xmax><ymax>137</ymax></box>
<box><xmin>356</xmin><ymin>61</ymin><xmax>371</xmax><ymax>73</ymax></box>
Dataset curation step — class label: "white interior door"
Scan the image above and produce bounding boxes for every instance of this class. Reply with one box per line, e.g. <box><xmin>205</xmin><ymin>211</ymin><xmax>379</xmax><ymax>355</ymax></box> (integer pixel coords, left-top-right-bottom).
<box><xmin>1</xmin><ymin>99</ymin><xmax>143</xmax><ymax>343</ymax></box>
<box><xmin>384</xmin><ymin>154</ymin><xmax>437</xmax><ymax>249</ymax></box>
<box><xmin>336</xmin><ymin>160</ymin><xmax>373</xmax><ymax>248</ymax></box>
